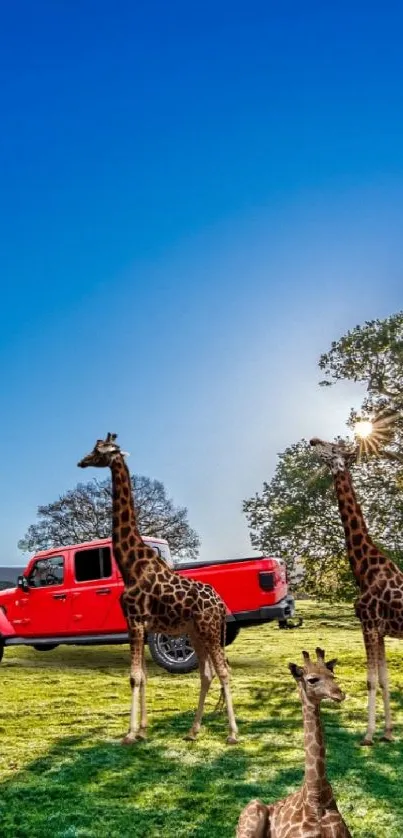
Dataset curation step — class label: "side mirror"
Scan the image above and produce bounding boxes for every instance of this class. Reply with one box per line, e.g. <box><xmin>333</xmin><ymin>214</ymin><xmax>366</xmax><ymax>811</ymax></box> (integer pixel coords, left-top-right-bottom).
<box><xmin>17</xmin><ymin>575</ymin><xmax>30</xmax><ymax>593</ymax></box>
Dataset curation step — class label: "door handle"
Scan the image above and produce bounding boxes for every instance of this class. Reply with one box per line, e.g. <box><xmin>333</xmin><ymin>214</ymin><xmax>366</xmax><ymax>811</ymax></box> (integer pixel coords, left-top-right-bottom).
<box><xmin>96</xmin><ymin>588</ymin><xmax>111</xmax><ymax>595</ymax></box>
<box><xmin>53</xmin><ymin>593</ymin><xmax>67</xmax><ymax>600</ymax></box>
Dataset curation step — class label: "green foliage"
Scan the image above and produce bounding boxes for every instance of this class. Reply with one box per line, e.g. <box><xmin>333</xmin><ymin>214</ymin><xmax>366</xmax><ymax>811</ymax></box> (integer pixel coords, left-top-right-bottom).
<box><xmin>18</xmin><ymin>475</ymin><xmax>200</xmax><ymax>559</ymax></box>
<box><xmin>1</xmin><ymin>603</ymin><xmax>403</xmax><ymax>837</ymax></box>
<box><xmin>319</xmin><ymin>311</ymin><xmax>403</xmax><ymax>454</ymax></box>
<box><xmin>244</xmin><ymin>311</ymin><xmax>403</xmax><ymax>600</ymax></box>
<box><xmin>243</xmin><ymin>440</ymin><xmax>358</xmax><ymax>600</ymax></box>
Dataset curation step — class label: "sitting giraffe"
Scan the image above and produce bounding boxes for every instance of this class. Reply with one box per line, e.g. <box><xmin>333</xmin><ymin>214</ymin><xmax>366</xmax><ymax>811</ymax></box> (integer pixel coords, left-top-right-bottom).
<box><xmin>236</xmin><ymin>649</ymin><xmax>351</xmax><ymax>838</ymax></box>
<box><xmin>78</xmin><ymin>433</ymin><xmax>238</xmax><ymax>744</ymax></box>
<box><xmin>310</xmin><ymin>436</ymin><xmax>403</xmax><ymax>745</ymax></box>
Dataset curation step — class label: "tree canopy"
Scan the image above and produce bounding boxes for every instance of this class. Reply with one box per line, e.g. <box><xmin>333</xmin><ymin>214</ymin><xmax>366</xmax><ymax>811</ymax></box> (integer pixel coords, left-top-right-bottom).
<box><xmin>244</xmin><ymin>311</ymin><xmax>403</xmax><ymax>600</ymax></box>
<box><xmin>18</xmin><ymin>475</ymin><xmax>200</xmax><ymax>560</ymax></box>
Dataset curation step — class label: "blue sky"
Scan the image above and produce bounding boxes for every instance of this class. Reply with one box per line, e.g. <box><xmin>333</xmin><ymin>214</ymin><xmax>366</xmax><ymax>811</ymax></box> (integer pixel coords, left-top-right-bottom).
<box><xmin>1</xmin><ymin>2</ymin><xmax>402</xmax><ymax>565</ymax></box>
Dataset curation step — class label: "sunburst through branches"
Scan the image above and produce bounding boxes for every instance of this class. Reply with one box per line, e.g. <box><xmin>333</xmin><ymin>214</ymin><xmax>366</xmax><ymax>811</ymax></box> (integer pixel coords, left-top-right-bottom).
<box><xmin>354</xmin><ymin>410</ymin><xmax>398</xmax><ymax>458</ymax></box>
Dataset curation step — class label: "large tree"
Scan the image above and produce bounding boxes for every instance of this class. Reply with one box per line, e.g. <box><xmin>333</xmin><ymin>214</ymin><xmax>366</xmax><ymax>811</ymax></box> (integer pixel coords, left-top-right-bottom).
<box><xmin>319</xmin><ymin>311</ymin><xmax>403</xmax><ymax>456</ymax></box>
<box><xmin>18</xmin><ymin>475</ymin><xmax>200</xmax><ymax>560</ymax></box>
<box><xmin>244</xmin><ymin>311</ymin><xmax>403</xmax><ymax>600</ymax></box>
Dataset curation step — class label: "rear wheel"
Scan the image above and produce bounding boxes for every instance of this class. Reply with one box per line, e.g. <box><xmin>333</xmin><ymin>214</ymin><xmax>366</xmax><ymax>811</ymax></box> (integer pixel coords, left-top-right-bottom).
<box><xmin>0</xmin><ymin>642</ymin><xmax>3</xmax><ymax>663</ymax></box>
<box><xmin>148</xmin><ymin>622</ymin><xmax>241</xmax><ymax>675</ymax></box>
<box><xmin>148</xmin><ymin>633</ymin><xmax>198</xmax><ymax>674</ymax></box>
<box><xmin>225</xmin><ymin>624</ymin><xmax>240</xmax><ymax>646</ymax></box>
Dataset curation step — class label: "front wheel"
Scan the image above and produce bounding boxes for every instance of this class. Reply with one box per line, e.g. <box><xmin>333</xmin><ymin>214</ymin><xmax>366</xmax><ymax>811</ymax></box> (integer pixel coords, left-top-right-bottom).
<box><xmin>148</xmin><ymin>633</ymin><xmax>198</xmax><ymax>674</ymax></box>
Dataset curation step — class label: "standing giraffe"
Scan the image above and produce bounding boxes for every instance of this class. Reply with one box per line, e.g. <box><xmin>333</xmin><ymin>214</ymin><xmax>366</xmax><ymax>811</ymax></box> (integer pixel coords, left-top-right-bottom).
<box><xmin>310</xmin><ymin>436</ymin><xmax>403</xmax><ymax>745</ymax></box>
<box><xmin>77</xmin><ymin>433</ymin><xmax>238</xmax><ymax>745</ymax></box>
<box><xmin>236</xmin><ymin>648</ymin><xmax>351</xmax><ymax>838</ymax></box>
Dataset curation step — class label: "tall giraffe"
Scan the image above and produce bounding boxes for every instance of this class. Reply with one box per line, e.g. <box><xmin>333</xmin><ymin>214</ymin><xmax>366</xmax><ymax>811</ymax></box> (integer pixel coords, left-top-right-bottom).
<box><xmin>310</xmin><ymin>436</ymin><xmax>403</xmax><ymax>745</ymax></box>
<box><xmin>78</xmin><ymin>433</ymin><xmax>238</xmax><ymax>745</ymax></box>
<box><xmin>236</xmin><ymin>648</ymin><xmax>351</xmax><ymax>838</ymax></box>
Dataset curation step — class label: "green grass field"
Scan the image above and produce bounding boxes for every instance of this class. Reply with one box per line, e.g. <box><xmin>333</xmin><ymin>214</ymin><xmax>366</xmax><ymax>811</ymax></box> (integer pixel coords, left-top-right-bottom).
<box><xmin>1</xmin><ymin>602</ymin><xmax>402</xmax><ymax>837</ymax></box>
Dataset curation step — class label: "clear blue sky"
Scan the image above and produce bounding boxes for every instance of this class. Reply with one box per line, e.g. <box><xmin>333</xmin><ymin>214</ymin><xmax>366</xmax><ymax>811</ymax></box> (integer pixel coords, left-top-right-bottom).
<box><xmin>1</xmin><ymin>1</ymin><xmax>402</xmax><ymax>565</ymax></box>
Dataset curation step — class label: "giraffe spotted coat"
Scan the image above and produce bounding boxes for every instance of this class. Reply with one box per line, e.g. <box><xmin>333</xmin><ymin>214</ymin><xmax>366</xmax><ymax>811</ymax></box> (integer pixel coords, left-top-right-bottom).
<box><xmin>78</xmin><ymin>433</ymin><xmax>238</xmax><ymax>745</ymax></box>
<box><xmin>236</xmin><ymin>650</ymin><xmax>351</xmax><ymax>838</ymax></box>
<box><xmin>310</xmin><ymin>437</ymin><xmax>403</xmax><ymax>745</ymax></box>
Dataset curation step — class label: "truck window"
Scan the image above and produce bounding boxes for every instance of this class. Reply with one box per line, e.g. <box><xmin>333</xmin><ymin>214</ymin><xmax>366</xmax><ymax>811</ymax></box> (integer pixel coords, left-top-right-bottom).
<box><xmin>28</xmin><ymin>557</ymin><xmax>64</xmax><ymax>587</ymax></box>
<box><xmin>145</xmin><ymin>542</ymin><xmax>173</xmax><ymax>567</ymax></box>
<box><xmin>74</xmin><ymin>546</ymin><xmax>112</xmax><ymax>582</ymax></box>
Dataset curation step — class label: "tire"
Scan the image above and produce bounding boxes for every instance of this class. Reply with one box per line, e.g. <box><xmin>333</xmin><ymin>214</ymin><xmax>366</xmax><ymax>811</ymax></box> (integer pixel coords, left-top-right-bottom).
<box><xmin>33</xmin><ymin>643</ymin><xmax>59</xmax><ymax>652</ymax></box>
<box><xmin>148</xmin><ymin>633</ymin><xmax>199</xmax><ymax>674</ymax></box>
<box><xmin>0</xmin><ymin>642</ymin><xmax>3</xmax><ymax>663</ymax></box>
<box><xmin>225</xmin><ymin>624</ymin><xmax>240</xmax><ymax>647</ymax></box>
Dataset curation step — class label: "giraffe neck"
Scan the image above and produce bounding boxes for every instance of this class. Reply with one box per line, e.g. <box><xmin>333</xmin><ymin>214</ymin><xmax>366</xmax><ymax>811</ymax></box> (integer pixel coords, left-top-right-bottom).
<box><xmin>334</xmin><ymin>469</ymin><xmax>386</xmax><ymax>587</ymax></box>
<box><xmin>110</xmin><ymin>455</ymin><xmax>145</xmax><ymax>584</ymax></box>
<box><xmin>301</xmin><ymin>698</ymin><xmax>327</xmax><ymax>812</ymax></box>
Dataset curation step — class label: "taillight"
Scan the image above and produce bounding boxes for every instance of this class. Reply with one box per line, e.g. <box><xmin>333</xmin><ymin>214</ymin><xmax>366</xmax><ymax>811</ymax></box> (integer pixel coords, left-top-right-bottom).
<box><xmin>259</xmin><ymin>571</ymin><xmax>275</xmax><ymax>591</ymax></box>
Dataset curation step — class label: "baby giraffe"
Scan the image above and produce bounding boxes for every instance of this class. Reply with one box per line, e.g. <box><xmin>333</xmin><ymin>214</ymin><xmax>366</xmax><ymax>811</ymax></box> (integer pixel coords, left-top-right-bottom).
<box><xmin>236</xmin><ymin>649</ymin><xmax>351</xmax><ymax>838</ymax></box>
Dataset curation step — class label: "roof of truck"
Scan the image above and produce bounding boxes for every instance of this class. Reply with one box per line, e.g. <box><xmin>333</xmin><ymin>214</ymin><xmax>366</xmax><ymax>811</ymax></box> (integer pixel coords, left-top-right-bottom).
<box><xmin>32</xmin><ymin>535</ymin><xmax>169</xmax><ymax>558</ymax></box>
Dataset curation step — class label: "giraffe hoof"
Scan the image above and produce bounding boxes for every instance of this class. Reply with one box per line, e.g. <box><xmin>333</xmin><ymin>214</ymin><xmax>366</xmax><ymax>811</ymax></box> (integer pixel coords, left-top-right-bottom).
<box><xmin>360</xmin><ymin>737</ymin><xmax>374</xmax><ymax>747</ymax></box>
<box><xmin>183</xmin><ymin>732</ymin><xmax>197</xmax><ymax>741</ymax></box>
<box><xmin>121</xmin><ymin>733</ymin><xmax>145</xmax><ymax>745</ymax></box>
<box><xmin>226</xmin><ymin>735</ymin><xmax>238</xmax><ymax>745</ymax></box>
<box><xmin>380</xmin><ymin>733</ymin><xmax>394</xmax><ymax>743</ymax></box>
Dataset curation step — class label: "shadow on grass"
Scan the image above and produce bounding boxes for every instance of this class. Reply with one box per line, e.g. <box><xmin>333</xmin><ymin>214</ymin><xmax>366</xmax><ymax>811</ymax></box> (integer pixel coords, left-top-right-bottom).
<box><xmin>1</xmin><ymin>697</ymin><xmax>403</xmax><ymax>838</ymax></box>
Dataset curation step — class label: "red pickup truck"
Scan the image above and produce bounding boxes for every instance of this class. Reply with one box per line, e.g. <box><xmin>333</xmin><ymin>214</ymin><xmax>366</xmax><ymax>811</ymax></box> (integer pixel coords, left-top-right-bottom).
<box><xmin>0</xmin><ymin>537</ymin><xmax>299</xmax><ymax>673</ymax></box>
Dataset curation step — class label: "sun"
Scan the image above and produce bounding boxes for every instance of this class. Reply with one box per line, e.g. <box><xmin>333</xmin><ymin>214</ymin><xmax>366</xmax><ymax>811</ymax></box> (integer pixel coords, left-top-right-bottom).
<box><xmin>353</xmin><ymin>410</ymin><xmax>398</xmax><ymax>458</ymax></box>
<box><xmin>354</xmin><ymin>420</ymin><xmax>373</xmax><ymax>440</ymax></box>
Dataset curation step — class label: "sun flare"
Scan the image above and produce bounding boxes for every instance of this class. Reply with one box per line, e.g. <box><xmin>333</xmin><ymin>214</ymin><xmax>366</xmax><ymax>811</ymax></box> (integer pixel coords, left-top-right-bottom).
<box><xmin>354</xmin><ymin>420</ymin><xmax>373</xmax><ymax>439</ymax></box>
<box><xmin>353</xmin><ymin>410</ymin><xmax>398</xmax><ymax>458</ymax></box>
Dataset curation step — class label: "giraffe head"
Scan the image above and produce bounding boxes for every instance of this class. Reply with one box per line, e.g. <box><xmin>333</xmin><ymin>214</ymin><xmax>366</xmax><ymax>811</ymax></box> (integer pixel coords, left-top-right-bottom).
<box><xmin>289</xmin><ymin>648</ymin><xmax>345</xmax><ymax>705</ymax></box>
<box><xmin>77</xmin><ymin>433</ymin><xmax>129</xmax><ymax>469</ymax></box>
<box><xmin>309</xmin><ymin>437</ymin><xmax>357</xmax><ymax>475</ymax></box>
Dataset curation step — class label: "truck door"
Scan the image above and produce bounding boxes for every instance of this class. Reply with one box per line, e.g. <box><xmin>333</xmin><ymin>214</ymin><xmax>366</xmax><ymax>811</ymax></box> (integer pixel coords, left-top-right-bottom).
<box><xmin>69</xmin><ymin>544</ymin><xmax>122</xmax><ymax>633</ymax></box>
<box><xmin>14</xmin><ymin>555</ymin><xmax>69</xmax><ymax>636</ymax></box>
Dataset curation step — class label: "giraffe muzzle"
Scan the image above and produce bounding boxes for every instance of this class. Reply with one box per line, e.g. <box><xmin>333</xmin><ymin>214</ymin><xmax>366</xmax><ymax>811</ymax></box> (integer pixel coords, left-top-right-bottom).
<box><xmin>77</xmin><ymin>457</ymin><xmax>91</xmax><ymax>468</ymax></box>
<box><xmin>331</xmin><ymin>689</ymin><xmax>346</xmax><ymax>703</ymax></box>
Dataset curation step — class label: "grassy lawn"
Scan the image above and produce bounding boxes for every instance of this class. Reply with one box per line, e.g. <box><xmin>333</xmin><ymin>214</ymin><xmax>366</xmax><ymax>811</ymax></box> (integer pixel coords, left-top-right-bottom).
<box><xmin>1</xmin><ymin>601</ymin><xmax>402</xmax><ymax>837</ymax></box>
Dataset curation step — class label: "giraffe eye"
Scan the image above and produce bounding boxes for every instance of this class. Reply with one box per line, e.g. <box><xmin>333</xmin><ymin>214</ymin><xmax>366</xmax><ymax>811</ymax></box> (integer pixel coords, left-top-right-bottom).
<box><xmin>307</xmin><ymin>677</ymin><xmax>320</xmax><ymax>685</ymax></box>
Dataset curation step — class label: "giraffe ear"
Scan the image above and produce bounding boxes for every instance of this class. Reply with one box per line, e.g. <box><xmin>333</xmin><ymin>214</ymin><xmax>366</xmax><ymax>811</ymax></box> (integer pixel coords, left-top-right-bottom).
<box><xmin>326</xmin><ymin>659</ymin><xmax>337</xmax><ymax>672</ymax></box>
<box><xmin>289</xmin><ymin>663</ymin><xmax>303</xmax><ymax>680</ymax></box>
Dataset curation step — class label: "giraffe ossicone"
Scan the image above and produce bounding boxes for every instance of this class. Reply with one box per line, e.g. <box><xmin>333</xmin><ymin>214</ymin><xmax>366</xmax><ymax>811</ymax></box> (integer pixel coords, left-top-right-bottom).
<box><xmin>78</xmin><ymin>432</ymin><xmax>238</xmax><ymax>745</ymax></box>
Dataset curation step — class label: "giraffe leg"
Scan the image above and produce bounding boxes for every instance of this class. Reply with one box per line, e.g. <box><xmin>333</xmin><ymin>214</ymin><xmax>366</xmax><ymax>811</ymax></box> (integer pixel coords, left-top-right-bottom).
<box><xmin>236</xmin><ymin>800</ymin><xmax>268</xmax><ymax>838</ymax></box>
<box><xmin>184</xmin><ymin>637</ymin><xmax>214</xmax><ymax>741</ymax></box>
<box><xmin>377</xmin><ymin>635</ymin><xmax>393</xmax><ymax>742</ymax></box>
<box><xmin>138</xmin><ymin>643</ymin><xmax>148</xmax><ymax>739</ymax></box>
<box><xmin>209</xmin><ymin>640</ymin><xmax>238</xmax><ymax>744</ymax></box>
<box><xmin>122</xmin><ymin>625</ymin><xmax>147</xmax><ymax>745</ymax></box>
<box><xmin>361</xmin><ymin>630</ymin><xmax>378</xmax><ymax>746</ymax></box>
